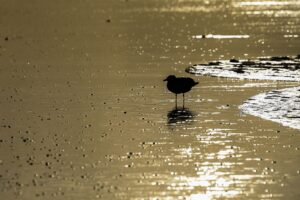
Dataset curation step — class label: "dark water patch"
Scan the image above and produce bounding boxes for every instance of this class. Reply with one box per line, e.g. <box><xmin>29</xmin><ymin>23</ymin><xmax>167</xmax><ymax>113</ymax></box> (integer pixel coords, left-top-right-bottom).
<box><xmin>167</xmin><ymin>107</ymin><xmax>196</xmax><ymax>125</ymax></box>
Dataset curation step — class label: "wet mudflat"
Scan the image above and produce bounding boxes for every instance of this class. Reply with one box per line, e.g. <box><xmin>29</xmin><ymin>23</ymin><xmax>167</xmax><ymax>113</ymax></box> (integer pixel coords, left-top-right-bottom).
<box><xmin>0</xmin><ymin>0</ymin><xmax>300</xmax><ymax>199</ymax></box>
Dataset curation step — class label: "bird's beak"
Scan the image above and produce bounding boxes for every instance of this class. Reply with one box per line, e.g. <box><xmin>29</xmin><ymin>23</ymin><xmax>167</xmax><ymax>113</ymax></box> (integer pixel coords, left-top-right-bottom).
<box><xmin>163</xmin><ymin>78</ymin><xmax>167</xmax><ymax>81</ymax></box>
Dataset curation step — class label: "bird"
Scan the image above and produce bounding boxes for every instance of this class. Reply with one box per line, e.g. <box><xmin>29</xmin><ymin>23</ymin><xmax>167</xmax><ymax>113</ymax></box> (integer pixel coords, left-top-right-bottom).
<box><xmin>164</xmin><ymin>75</ymin><xmax>198</xmax><ymax>108</ymax></box>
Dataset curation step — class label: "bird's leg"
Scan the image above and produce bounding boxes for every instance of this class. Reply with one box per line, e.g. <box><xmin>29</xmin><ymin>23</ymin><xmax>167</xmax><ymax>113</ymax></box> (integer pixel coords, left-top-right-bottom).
<box><xmin>183</xmin><ymin>93</ymin><xmax>185</xmax><ymax>109</ymax></box>
<box><xmin>175</xmin><ymin>94</ymin><xmax>177</xmax><ymax>109</ymax></box>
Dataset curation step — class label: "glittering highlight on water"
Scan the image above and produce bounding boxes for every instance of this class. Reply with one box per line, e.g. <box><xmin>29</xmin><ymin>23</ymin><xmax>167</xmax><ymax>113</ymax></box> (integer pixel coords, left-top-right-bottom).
<box><xmin>192</xmin><ymin>34</ymin><xmax>250</xmax><ymax>39</ymax></box>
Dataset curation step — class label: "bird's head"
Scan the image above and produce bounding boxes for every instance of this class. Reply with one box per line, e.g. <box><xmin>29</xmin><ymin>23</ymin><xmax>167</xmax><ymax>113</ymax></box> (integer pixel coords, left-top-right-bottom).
<box><xmin>163</xmin><ymin>75</ymin><xmax>176</xmax><ymax>82</ymax></box>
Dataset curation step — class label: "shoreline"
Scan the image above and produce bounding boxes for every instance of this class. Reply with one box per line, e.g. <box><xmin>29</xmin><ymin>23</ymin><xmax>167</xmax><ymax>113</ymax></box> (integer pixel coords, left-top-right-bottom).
<box><xmin>186</xmin><ymin>56</ymin><xmax>300</xmax><ymax>130</ymax></box>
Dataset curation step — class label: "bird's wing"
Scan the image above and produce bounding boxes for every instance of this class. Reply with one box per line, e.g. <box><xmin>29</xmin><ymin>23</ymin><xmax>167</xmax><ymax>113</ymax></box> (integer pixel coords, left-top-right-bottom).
<box><xmin>179</xmin><ymin>77</ymin><xmax>197</xmax><ymax>85</ymax></box>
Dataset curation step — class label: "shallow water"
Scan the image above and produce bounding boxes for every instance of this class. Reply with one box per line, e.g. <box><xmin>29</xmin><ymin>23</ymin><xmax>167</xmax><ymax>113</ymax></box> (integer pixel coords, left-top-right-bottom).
<box><xmin>187</xmin><ymin>56</ymin><xmax>300</xmax><ymax>130</ymax></box>
<box><xmin>0</xmin><ymin>0</ymin><xmax>300</xmax><ymax>199</ymax></box>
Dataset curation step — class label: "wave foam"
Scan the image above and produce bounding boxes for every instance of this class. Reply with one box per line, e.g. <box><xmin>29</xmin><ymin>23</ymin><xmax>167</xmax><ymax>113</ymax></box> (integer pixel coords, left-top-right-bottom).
<box><xmin>239</xmin><ymin>87</ymin><xmax>300</xmax><ymax>130</ymax></box>
<box><xmin>186</xmin><ymin>56</ymin><xmax>300</xmax><ymax>130</ymax></box>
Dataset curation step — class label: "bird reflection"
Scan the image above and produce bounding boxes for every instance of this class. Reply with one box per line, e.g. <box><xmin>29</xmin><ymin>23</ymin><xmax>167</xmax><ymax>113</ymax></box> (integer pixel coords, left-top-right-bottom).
<box><xmin>167</xmin><ymin>107</ymin><xmax>196</xmax><ymax>125</ymax></box>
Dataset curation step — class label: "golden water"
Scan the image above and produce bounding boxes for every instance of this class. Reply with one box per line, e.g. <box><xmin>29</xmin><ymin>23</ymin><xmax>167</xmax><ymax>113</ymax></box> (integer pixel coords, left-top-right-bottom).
<box><xmin>0</xmin><ymin>0</ymin><xmax>300</xmax><ymax>199</ymax></box>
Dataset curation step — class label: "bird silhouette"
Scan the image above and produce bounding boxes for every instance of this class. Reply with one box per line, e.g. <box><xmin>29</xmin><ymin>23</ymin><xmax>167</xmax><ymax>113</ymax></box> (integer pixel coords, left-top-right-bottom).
<box><xmin>164</xmin><ymin>75</ymin><xmax>198</xmax><ymax>108</ymax></box>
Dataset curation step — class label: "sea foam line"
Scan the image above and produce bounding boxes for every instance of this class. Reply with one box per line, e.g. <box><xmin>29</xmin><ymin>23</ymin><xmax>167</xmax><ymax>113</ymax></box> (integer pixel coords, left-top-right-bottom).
<box><xmin>239</xmin><ymin>86</ymin><xmax>300</xmax><ymax>130</ymax></box>
<box><xmin>186</xmin><ymin>56</ymin><xmax>300</xmax><ymax>130</ymax></box>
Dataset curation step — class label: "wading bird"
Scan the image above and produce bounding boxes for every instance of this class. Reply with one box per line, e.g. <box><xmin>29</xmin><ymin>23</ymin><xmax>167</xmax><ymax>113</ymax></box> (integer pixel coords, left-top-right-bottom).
<box><xmin>164</xmin><ymin>75</ymin><xmax>198</xmax><ymax>108</ymax></box>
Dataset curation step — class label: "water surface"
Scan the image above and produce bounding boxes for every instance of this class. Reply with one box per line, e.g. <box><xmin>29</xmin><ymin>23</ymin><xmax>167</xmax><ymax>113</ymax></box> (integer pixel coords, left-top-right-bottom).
<box><xmin>0</xmin><ymin>0</ymin><xmax>300</xmax><ymax>199</ymax></box>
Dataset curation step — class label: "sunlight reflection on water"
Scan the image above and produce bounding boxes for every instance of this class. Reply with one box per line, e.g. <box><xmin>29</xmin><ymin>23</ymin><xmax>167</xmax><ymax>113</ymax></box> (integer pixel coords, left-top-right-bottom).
<box><xmin>161</xmin><ymin>128</ymin><xmax>256</xmax><ymax>199</ymax></box>
<box><xmin>193</xmin><ymin>34</ymin><xmax>250</xmax><ymax>39</ymax></box>
<box><xmin>237</xmin><ymin>1</ymin><xmax>300</xmax><ymax>6</ymax></box>
<box><xmin>126</xmin><ymin>0</ymin><xmax>299</xmax><ymax>199</ymax></box>
<box><xmin>233</xmin><ymin>0</ymin><xmax>300</xmax><ymax>17</ymax></box>
<box><xmin>101</xmin><ymin>0</ymin><xmax>299</xmax><ymax>199</ymax></box>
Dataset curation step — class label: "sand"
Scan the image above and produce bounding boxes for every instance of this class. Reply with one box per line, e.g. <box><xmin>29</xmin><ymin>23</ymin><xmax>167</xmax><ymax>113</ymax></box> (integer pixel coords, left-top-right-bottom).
<box><xmin>1</xmin><ymin>0</ymin><xmax>300</xmax><ymax>199</ymax></box>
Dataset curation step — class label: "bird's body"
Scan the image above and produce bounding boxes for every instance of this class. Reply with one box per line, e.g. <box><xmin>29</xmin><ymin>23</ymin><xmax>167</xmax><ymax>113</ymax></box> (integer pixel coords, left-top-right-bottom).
<box><xmin>166</xmin><ymin>77</ymin><xmax>198</xmax><ymax>94</ymax></box>
<box><xmin>164</xmin><ymin>75</ymin><xmax>198</xmax><ymax>108</ymax></box>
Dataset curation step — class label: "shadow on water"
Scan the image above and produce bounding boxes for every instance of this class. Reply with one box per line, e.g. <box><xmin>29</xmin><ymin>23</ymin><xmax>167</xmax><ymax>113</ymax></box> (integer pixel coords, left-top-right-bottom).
<box><xmin>167</xmin><ymin>107</ymin><xmax>196</xmax><ymax>125</ymax></box>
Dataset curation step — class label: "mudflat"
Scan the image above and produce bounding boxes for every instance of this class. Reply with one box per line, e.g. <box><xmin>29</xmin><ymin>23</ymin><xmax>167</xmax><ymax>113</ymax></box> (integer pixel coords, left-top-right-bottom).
<box><xmin>0</xmin><ymin>0</ymin><xmax>300</xmax><ymax>199</ymax></box>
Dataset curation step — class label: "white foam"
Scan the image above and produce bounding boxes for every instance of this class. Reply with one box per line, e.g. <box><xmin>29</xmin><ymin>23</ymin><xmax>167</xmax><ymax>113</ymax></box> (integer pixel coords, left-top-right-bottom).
<box><xmin>187</xmin><ymin>58</ymin><xmax>300</xmax><ymax>81</ymax></box>
<box><xmin>239</xmin><ymin>86</ymin><xmax>300</xmax><ymax>130</ymax></box>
